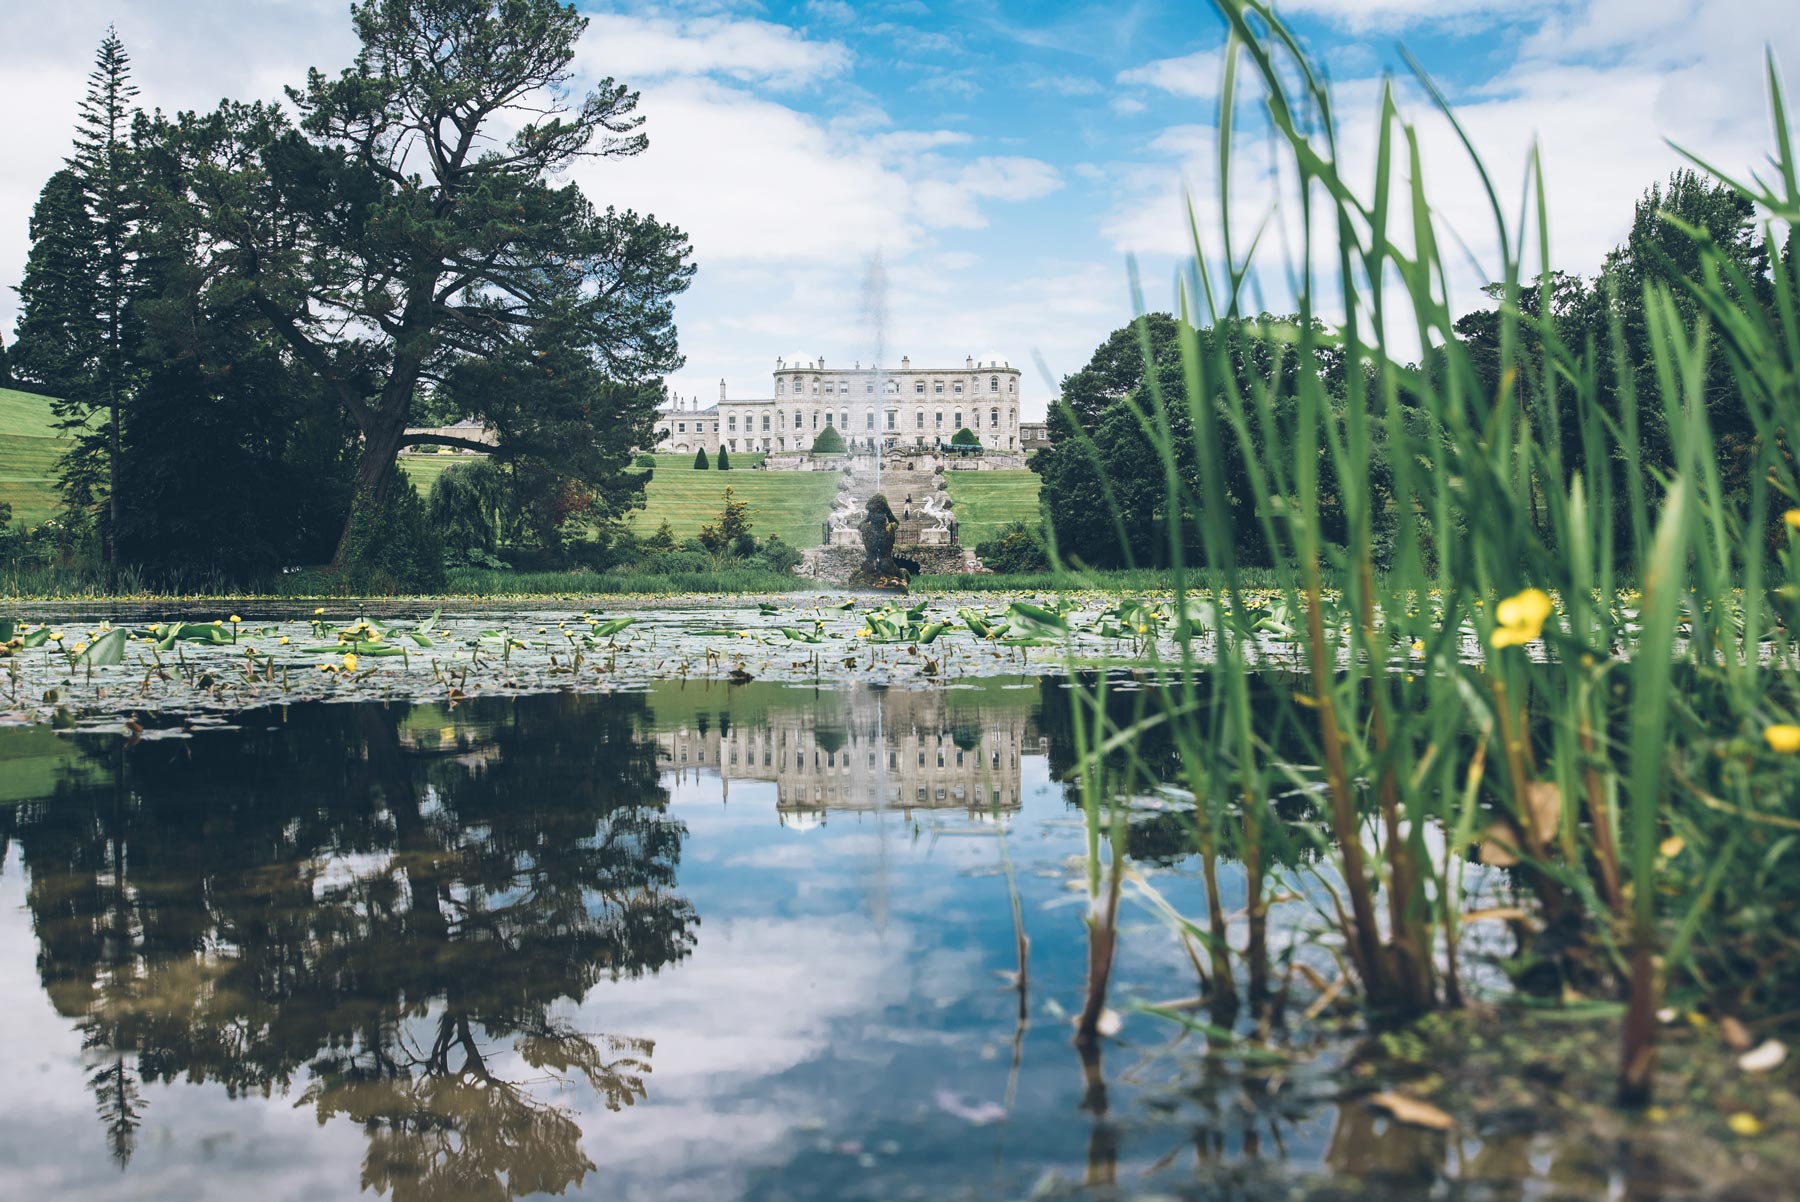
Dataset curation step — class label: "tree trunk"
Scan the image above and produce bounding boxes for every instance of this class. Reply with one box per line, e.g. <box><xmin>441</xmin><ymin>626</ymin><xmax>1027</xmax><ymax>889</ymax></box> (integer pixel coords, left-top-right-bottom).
<box><xmin>331</xmin><ymin>416</ymin><xmax>409</xmax><ymax>570</ymax></box>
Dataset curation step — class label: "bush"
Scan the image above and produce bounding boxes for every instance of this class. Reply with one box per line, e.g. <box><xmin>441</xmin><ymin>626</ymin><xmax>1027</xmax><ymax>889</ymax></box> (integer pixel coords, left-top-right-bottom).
<box><xmin>951</xmin><ymin>427</ymin><xmax>980</xmax><ymax>446</ymax></box>
<box><xmin>976</xmin><ymin>520</ymin><xmax>1050</xmax><ymax>573</ymax></box>
<box><xmin>428</xmin><ymin>459</ymin><xmax>508</xmax><ymax>568</ymax></box>
<box><xmin>634</xmin><ymin>452</ymin><xmax>656</xmax><ymax>468</ymax></box>
<box><xmin>810</xmin><ymin>426</ymin><xmax>846</xmax><ymax>454</ymax></box>
<box><xmin>716</xmin><ymin>446</ymin><xmax>731</xmax><ymax>471</ymax></box>
<box><xmin>693</xmin><ymin>447</ymin><xmax>709</xmax><ymax>469</ymax></box>
<box><xmin>344</xmin><ymin>479</ymin><xmax>445</xmax><ymax>592</ymax></box>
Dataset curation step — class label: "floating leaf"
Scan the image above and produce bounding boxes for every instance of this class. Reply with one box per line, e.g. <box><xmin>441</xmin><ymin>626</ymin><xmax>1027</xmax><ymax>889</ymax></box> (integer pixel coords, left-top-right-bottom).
<box><xmin>1367</xmin><ymin>1092</ymin><xmax>1453</xmax><ymax>1131</ymax></box>
<box><xmin>75</xmin><ymin>628</ymin><xmax>128</xmax><ymax>666</ymax></box>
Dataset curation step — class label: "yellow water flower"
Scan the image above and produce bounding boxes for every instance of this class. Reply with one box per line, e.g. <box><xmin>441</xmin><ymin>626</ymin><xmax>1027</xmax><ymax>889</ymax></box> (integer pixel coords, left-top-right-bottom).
<box><xmin>1785</xmin><ymin>509</ymin><xmax>1800</xmax><ymax>530</ymax></box>
<box><xmin>48</xmin><ymin>631</ymin><xmax>64</xmax><ymax>642</ymax></box>
<box><xmin>278</xmin><ymin>636</ymin><xmax>290</xmax><ymax>646</ymax></box>
<box><xmin>1727</xmin><ymin>1112</ymin><xmax>1763</xmax><ymax>1137</ymax></box>
<box><xmin>229</xmin><ymin>615</ymin><xmax>241</xmax><ymax>624</ymax></box>
<box><xmin>343</xmin><ymin>653</ymin><xmax>359</xmax><ymax>672</ymax></box>
<box><xmin>1659</xmin><ymin>836</ymin><xmax>1685</xmax><ymax>859</ymax></box>
<box><xmin>1491</xmin><ymin>589</ymin><xmax>1553</xmax><ymax>649</ymax></box>
<box><xmin>1411</xmin><ymin>639</ymin><xmax>1424</xmax><ymax>655</ymax></box>
<box><xmin>1764</xmin><ymin>724</ymin><xmax>1800</xmax><ymax>754</ymax></box>
<box><xmin>313</xmin><ymin>607</ymin><xmax>326</xmax><ymax>615</ymax></box>
<box><xmin>73</xmin><ymin>642</ymin><xmax>88</xmax><ymax>655</ymax></box>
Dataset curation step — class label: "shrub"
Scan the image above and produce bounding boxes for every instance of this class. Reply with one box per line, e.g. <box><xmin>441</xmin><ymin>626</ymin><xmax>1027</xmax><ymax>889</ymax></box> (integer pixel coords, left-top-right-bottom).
<box><xmin>810</xmin><ymin>426</ymin><xmax>846</xmax><ymax>454</ymax></box>
<box><xmin>716</xmin><ymin>446</ymin><xmax>731</xmax><ymax>471</ymax></box>
<box><xmin>428</xmin><ymin>459</ymin><xmax>508</xmax><ymax>568</ymax></box>
<box><xmin>634</xmin><ymin>452</ymin><xmax>656</xmax><ymax>468</ymax></box>
<box><xmin>693</xmin><ymin>447</ymin><xmax>709</xmax><ymax>470</ymax></box>
<box><xmin>951</xmin><ymin>427</ymin><xmax>980</xmax><ymax>446</ymax></box>
<box><xmin>975</xmin><ymin>520</ymin><xmax>1050</xmax><ymax>573</ymax></box>
<box><xmin>343</xmin><ymin>479</ymin><xmax>445</xmax><ymax>592</ymax></box>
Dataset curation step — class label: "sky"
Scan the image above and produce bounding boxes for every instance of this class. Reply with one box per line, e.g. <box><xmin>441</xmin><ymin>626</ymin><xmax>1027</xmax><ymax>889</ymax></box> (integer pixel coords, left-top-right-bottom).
<box><xmin>1</xmin><ymin>0</ymin><xmax>1795</xmax><ymax>419</ymax></box>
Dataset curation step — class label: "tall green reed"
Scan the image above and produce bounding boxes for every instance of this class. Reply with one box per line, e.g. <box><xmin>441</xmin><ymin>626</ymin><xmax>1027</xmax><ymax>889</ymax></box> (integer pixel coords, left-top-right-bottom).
<box><xmin>1059</xmin><ymin>0</ymin><xmax>1800</xmax><ymax>1104</ymax></box>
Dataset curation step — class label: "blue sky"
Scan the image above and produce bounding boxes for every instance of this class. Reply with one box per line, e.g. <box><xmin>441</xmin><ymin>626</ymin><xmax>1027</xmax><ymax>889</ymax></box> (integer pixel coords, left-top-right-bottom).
<box><xmin>3</xmin><ymin>0</ymin><xmax>1795</xmax><ymax>418</ymax></box>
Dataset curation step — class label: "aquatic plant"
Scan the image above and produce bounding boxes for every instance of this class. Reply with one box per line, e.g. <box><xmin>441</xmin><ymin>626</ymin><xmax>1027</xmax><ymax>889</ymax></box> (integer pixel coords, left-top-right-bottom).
<box><xmin>1054</xmin><ymin>0</ymin><xmax>1800</xmax><ymax>1105</ymax></box>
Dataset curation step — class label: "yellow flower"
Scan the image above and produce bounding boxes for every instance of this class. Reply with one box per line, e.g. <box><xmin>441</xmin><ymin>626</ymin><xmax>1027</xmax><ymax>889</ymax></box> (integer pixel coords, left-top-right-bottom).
<box><xmin>368</xmin><ymin>631</ymin><xmax>382</xmax><ymax>642</ymax></box>
<box><xmin>73</xmin><ymin>642</ymin><xmax>88</xmax><ymax>655</ymax></box>
<box><xmin>212</xmin><ymin>619</ymin><xmax>223</xmax><ymax>627</ymax></box>
<box><xmin>1785</xmin><ymin>509</ymin><xmax>1800</xmax><ymax>530</ymax></box>
<box><xmin>48</xmin><ymin>631</ymin><xmax>64</xmax><ymax>642</ymax></box>
<box><xmin>1659</xmin><ymin>836</ymin><xmax>1685</xmax><ymax>858</ymax></box>
<box><xmin>229</xmin><ymin>615</ymin><xmax>241</xmax><ymax>624</ymax></box>
<box><xmin>1764</xmin><ymin>724</ymin><xmax>1800</xmax><ymax>754</ymax></box>
<box><xmin>313</xmin><ymin>607</ymin><xmax>325</xmax><ymax>616</ymax></box>
<box><xmin>1411</xmin><ymin>639</ymin><xmax>1424</xmax><ymax>655</ymax></box>
<box><xmin>278</xmin><ymin>636</ymin><xmax>290</xmax><ymax>646</ymax></box>
<box><xmin>343</xmin><ymin>653</ymin><xmax>359</xmax><ymax>672</ymax></box>
<box><xmin>1727</xmin><ymin>1112</ymin><xmax>1763</xmax><ymax>1137</ymax></box>
<box><xmin>1491</xmin><ymin>588</ymin><xmax>1553</xmax><ymax>649</ymax></box>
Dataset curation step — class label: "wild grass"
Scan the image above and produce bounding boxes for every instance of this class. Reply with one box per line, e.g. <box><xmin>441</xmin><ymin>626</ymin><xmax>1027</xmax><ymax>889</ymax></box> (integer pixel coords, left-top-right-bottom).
<box><xmin>914</xmin><ymin>567</ymin><xmax>1285</xmax><ymax>593</ymax></box>
<box><xmin>1059</xmin><ymin>0</ymin><xmax>1800</xmax><ymax>1105</ymax></box>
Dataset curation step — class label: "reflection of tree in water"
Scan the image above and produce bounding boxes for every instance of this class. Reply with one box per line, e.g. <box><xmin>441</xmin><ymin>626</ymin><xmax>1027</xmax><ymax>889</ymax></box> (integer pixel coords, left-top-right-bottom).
<box><xmin>0</xmin><ymin>693</ymin><xmax>695</xmax><ymax>1199</ymax></box>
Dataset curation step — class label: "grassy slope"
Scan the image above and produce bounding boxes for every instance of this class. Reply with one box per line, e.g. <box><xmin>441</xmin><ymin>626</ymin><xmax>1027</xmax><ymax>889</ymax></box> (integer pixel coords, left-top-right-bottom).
<box><xmin>945</xmin><ymin>470</ymin><xmax>1040</xmax><ymax>545</ymax></box>
<box><xmin>0</xmin><ymin>388</ymin><xmax>70</xmax><ymax>526</ymax></box>
<box><xmin>405</xmin><ymin>451</ymin><xmax>836</xmax><ymax>548</ymax></box>
<box><xmin>622</xmin><ymin>455</ymin><xmax>835</xmax><ymax>548</ymax></box>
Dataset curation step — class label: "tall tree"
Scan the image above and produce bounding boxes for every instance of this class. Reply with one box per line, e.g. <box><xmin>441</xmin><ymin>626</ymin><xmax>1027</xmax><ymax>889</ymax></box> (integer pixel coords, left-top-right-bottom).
<box><xmin>11</xmin><ymin>168</ymin><xmax>101</xmax><ymax>401</ymax></box>
<box><xmin>177</xmin><ymin>0</ymin><xmax>693</xmax><ymax>568</ymax></box>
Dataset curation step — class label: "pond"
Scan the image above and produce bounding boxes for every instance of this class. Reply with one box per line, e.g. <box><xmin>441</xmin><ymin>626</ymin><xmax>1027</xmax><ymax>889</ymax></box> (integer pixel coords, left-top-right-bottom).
<box><xmin>0</xmin><ymin>669</ymin><xmax>1736</xmax><ymax>1202</ymax></box>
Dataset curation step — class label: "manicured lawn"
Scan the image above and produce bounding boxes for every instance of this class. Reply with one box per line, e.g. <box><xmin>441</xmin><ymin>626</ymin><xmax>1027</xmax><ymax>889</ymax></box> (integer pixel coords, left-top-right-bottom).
<box><xmin>625</xmin><ymin>454</ymin><xmax>835</xmax><ymax>547</ymax></box>
<box><xmin>0</xmin><ymin>388</ymin><xmax>71</xmax><ymax>526</ymax></box>
<box><xmin>406</xmin><ymin>451</ymin><xmax>836</xmax><ymax>548</ymax></box>
<box><xmin>945</xmin><ymin>469</ymin><xmax>1040</xmax><ymax>545</ymax></box>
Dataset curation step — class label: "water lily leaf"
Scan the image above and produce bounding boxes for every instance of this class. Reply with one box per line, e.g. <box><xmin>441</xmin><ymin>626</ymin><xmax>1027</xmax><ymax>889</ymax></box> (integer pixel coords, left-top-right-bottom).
<box><xmin>409</xmin><ymin>632</ymin><xmax>434</xmax><ymax>647</ymax></box>
<box><xmin>0</xmin><ymin>618</ymin><xmax>12</xmax><ymax>643</ymax></box>
<box><xmin>1367</xmin><ymin>1091</ymin><xmax>1453</xmax><ymax>1130</ymax></box>
<box><xmin>593</xmin><ymin>617</ymin><xmax>636</xmax><ymax>638</ymax></box>
<box><xmin>920</xmin><ymin>622</ymin><xmax>947</xmax><ymax>644</ymax></box>
<box><xmin>1008</xmin><ymin>601</ymin><xmax>1068</xmax><ymax>635</ymax></box>
<box><xmin>23</xmin><ymin>628</ymin><xmax>50</xmax><ymax>648</ymax></box>
<box><xmin>75</xmin><ymin>628</ymin><xmax>128</xmax><ymax>666</ymax></box>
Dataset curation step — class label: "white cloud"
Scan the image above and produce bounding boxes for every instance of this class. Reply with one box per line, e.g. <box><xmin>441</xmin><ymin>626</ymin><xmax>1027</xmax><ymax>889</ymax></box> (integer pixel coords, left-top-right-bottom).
<box><xmin>580</xmin><ymin>12</ymin><xmax>853</xmax><ymax>90</ymax></box>
<box><xmin>1116</xmin><ymin>48</ymin><xmax>1225</xmax><ymax>100</ymax></box>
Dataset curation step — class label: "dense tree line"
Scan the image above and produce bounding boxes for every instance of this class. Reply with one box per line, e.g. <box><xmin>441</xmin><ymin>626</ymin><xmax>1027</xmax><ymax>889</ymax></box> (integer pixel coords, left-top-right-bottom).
<box><xmin>7</xmin><ymin>2</ymin><xmax>693</xmax><ymax>587</ymax></box>
<box><xmin>1032</xmin><ymin>170</ymin><xmax>1795</xmax><ymax>572</ymax></box>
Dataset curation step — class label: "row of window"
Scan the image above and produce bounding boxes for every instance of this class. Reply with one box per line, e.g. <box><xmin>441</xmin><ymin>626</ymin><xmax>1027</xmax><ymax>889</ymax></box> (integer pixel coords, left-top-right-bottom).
<box><xmin>724</xmin><ymin>407</ymin><xmax>1016</xmax><ymax>432</ymax></box>
<box><xmin>776</xmin><ymin>376</ymin><xmax>1017</xmax><ymax>398</ymax></box>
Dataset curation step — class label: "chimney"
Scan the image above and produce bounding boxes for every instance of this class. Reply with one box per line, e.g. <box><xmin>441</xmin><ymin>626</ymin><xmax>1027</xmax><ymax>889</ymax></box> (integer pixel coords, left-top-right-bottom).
<box><xmin>719</xmin><ymin>378</ymin><xmax>726</xmax><ymax>401</ymax></box>
<box><xmin>966</xmin><ymin>354</ymin><xmax>973</xmax><ymax>368</ymax></box>
<box><xmin>901</xmin><ymin>355</ymin><xmax>910</xmax><ymax>370</ymax></box>
<box><xmin>818</xmin><ymin>355</ymin><xmax>825</xmax><ymax>370</ymax></box>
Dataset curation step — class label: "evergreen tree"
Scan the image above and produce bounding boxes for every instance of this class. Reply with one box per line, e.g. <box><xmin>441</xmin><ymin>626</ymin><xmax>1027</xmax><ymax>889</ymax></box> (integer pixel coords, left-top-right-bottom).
<box><xmin>0</xmin><ymin>329</ymin><xmax>12</xmax><ymax>387</ymax></box>
<box><xmin>12</xmin><ymin>29</ymin><xmax>141</xmax><ymax>564</ymax></box>
<box><xmin>11</xmin><ymin>168</ymin><xmax>101</xmax><ymax>399</ymax></box>
<box><xmin>715</xmin><ymin>445</ymin><xmax>730</xmax><ymax>471</ymax></box>
<box><xmin>171</xmin><ymin>0</ymin><xmax>693</xmax><ymax>570</ymax></box>
<box><xmin>693</xmin><ymin>447</ymin><xmax>709</xmax><ymax>470</ymax></box>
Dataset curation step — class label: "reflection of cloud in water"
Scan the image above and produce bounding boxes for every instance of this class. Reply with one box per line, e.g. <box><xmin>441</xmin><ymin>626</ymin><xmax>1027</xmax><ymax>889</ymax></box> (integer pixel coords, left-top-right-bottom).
<box><xmin>572</xmin><ymin>911</ymin><xmax>979</xmax><ymax>1202</ymax></box>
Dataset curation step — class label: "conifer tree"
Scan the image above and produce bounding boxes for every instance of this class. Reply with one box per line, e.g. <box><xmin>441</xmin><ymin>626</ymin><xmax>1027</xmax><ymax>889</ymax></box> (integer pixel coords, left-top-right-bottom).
<box><xmin>13</xmin><ymin>28</ymin><xmax>141</xmax><ymax>563</ymax></box>
<box><xmin>716</xmin><ymin>445</ymin><xmax>730</xmax><ymax>471</ymax></box>
<box><xmin>693</xmin><ymin>447</ymin><xmax>709</xmax><ymax>470</ymax></box>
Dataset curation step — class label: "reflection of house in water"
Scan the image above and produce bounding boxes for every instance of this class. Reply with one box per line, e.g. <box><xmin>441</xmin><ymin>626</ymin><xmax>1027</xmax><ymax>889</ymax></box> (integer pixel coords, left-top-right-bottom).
<box><xmin>653</xmin><ymin>688</ymin><xmax>1042</xmax><ymax>826</ymax></box>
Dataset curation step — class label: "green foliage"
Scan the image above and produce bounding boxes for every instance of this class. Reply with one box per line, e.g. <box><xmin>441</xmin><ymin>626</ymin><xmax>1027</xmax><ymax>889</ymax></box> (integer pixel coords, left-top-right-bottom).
<box><xmin>716</xmin><ymin>445</ymin><xmax>731</xmax><ymax>471</ymax></box>
<box><xmin>428</xmin><ymin>460</ymin><xmax>509</xmax><ymax>569</ymax></box>
<box><xmin>950</xmin><ymin>426</ymin><xmax>980</xmax><ymax>446</ymax></box>
<box><xmin>974</xmin><ymin>520</ymin><xmax>1050</xmax><ymax>573</ymax></box>
<box><xmin>693</xmin><ymin>447</ymin><xmax>709</xmax><ymax>470</ymax></box>
<box><xmin>635</xmin><ymin>452</ymin><xmax>657</xmax><ymax>468</ymax></box>
<box><xmin>697</xmin><ymin>487</ymin><xmax>752</xmax><ymax>555</ymax></box>
<box><xmin>343</xmin><ymin>477</ymin><xmax>444</xmax><ymax>593</ymax></box>
<box><xmin>810</xmin><ymin>425</ymin><xmax>846</xmax><ymax>455</ymax></box>
<box><xmin>146</xmin><ymin>0</ymin><xmax>694</xmax><ymax>568</ymax></box>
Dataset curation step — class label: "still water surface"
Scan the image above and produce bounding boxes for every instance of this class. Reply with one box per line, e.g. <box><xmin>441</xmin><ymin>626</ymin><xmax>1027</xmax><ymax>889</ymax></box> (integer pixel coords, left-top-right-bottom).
<box><xmin>0</xmin><ymin>678</ymin><xmax>1599</xmax><ymax>1200</ymax></box>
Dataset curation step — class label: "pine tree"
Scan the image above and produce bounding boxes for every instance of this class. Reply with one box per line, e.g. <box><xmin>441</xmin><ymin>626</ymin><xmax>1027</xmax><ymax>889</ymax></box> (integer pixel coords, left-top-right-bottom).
<box><xmin>13</xmin><ymin>28</ymin><xmax>142</xmax><ymax>564</ymax></box>
<box><xmin>69</xmin><ymin>27</ymin><xmax>142</xmax><ymax>566</ymax></box>
<box><xmin>12</xmin><ymin>168</ymin><xmax>101</xmax><ymax>397</ymax></box>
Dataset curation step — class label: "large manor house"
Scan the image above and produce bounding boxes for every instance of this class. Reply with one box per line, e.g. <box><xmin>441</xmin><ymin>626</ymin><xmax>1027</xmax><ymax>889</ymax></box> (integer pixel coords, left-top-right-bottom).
<box><xmin>651</xmin><ymin>354</ymin><xmax>1049</xmax><ymax>457</ymax></box>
